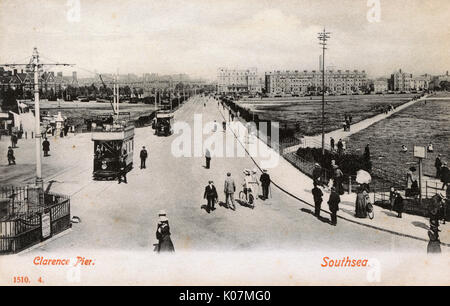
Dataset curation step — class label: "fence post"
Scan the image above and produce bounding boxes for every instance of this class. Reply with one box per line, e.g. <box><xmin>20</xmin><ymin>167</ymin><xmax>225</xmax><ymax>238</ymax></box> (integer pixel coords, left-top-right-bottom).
<box><xmin>348</xmin><ymin>176</ymin><xmax>352</xmax><ymax>194</ymax></box>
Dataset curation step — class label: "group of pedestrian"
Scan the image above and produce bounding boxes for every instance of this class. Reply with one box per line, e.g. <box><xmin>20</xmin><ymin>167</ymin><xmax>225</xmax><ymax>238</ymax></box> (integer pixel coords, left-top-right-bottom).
<box><xmin>312</xmin><ymin>182</ymin><xmax>341</xmax><ymax>226</ymax></box>
<box><xmin>389</xmin><ymin>187</ymin><xmax>404</xmax><ymax>218</ymax></box>
<box><xmin>330</xmin><ymin>137</ymin><xmax>346</xmax><ymax>154</ymax></box>
<box><xmin>202</xmin><ymin>169</ymin><xmax>271</xmax><ymax>213</ymax></box>
<box><xmin>435</xmin><ymin>154</ymin><xmax>449</xmax><ymax>190</ymax></box>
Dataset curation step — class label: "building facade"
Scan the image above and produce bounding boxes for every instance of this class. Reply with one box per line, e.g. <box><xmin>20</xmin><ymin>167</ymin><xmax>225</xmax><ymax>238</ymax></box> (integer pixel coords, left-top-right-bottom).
<box><xmin>390</xmin><ymin>69</ymin><xmax>430</xmax><ymax>92</ymax></box>
<box><xmin>217</xmin><ymin>68</ymin><xmax>261</xmax><ymax>94</ymax></box>
<box><xmin>265</xmin><ymin>69</ymin><xmax>368</xmax><ymax>95</ymax></box>
<box><xmin>390</xmin><ymin>69</ymin><xmax>413</xmax><ymax>91</ymax></box>
<box><xmin>374</xmin><ymin>79</ymin><xmax>389</xmax><ymax>93</ymax></box>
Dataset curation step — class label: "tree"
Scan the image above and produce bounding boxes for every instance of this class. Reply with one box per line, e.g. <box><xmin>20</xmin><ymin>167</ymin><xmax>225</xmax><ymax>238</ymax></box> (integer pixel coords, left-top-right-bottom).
<box><xmin>439</xmin><ymin>81</ymin><xmax>450</xmax><ymax>91</ymax></box>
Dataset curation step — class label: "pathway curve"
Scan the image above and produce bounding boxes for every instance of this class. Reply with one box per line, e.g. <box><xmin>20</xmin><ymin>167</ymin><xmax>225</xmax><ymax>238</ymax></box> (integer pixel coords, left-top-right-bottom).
<box><xmin>218</xmin><ymin>101</ymin><xmax>449</xmax><ymax>248</ymax></box>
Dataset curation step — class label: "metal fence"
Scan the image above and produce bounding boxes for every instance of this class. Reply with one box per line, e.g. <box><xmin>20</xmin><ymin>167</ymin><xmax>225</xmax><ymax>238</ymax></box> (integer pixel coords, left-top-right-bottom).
<box><xmin>0</xmin><ymin>187</ymin><xmax>71</xmax><ymax>255</ymax></box>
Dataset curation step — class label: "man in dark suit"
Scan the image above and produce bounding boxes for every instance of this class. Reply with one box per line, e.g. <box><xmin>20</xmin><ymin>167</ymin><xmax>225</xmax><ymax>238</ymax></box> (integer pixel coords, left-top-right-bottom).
<box><xmin>140</xmin><ymin>146</ymin><xmax>148</xmax><ymax>169</ymax></box>
<box><xmin>328</xmin><ymin>187</ymin><xmax>340</xmax><ymax>226</ymax></box>
<box><xmin>42</xmin><ymin>138</ymin><xmax>50</xmax><ymax>157</ymax></box>
<box><xmin>312</xmin><ymin>182</ymin><xmax>323</xmax><ymax>218</ymax></box>
<box><xmin>203</xmin><ymin>181</ymin><xmax>218</xmax><ymax>212</ymax></box>
<box><xmin>259</xmin><ymin>169</ymin><xmax>271</xmax><ymax>200</ymax></box>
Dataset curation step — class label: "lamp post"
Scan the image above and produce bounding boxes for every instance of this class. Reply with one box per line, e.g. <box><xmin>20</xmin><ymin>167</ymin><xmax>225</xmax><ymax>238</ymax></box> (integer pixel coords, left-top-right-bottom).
<box><xmin>318</xmin><ymin>28</ymin><xmax>331</xmax><ymax>156</ymax></box>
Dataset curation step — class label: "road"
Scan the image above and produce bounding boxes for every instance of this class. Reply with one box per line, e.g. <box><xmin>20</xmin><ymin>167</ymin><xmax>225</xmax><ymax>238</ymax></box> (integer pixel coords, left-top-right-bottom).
<box><xmin>1</xmin><ymin>96</ymin><xmax>432</xmax><ymax>253</ymax></box>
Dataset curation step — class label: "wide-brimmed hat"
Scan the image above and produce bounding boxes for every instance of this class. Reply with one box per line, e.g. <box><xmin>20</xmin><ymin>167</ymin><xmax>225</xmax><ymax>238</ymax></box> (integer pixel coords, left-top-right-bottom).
<box><xmin>159</xmin><ymin>216</ymin><xmax>168</xmax><ymax>222</ymax></box>
<box><xmin>243</xmin><ymin>169</ymin><xmax>251</xmax><ymax>175</ymax></box>
<box><xmin>158</xmin><ymin>210</ymin><xmax>166</xmax><ymax>216</ymax></box>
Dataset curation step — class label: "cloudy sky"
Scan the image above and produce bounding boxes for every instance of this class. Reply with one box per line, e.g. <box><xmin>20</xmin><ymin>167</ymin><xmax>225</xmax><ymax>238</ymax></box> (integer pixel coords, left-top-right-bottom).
<box><xmin>0</xmin><ymin>0</ymin><xmax>449</xmax><ymax>80</ymax></box>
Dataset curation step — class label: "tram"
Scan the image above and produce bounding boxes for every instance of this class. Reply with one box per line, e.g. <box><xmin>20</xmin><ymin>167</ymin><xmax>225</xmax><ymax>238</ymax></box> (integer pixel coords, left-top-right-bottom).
<box><xmin>91</xmin><ymin>117</ymin><xmax>135</xmax><ymax>180</ymax></box>
<box><xmin>154</xmin><ymin>110</ymin><xmax>174</xmax><ymax>136</ymax></box>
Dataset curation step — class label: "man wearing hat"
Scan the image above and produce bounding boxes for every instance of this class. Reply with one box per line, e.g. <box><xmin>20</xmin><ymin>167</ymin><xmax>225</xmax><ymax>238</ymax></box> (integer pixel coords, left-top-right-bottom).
<box><xmin>139</xmin><ymin>146</ymin><xmax>148</xmax><ymax>169</ymax></box>
<box><xmin>259</xmin><ymin>169</ymin><xmax>271</xmax><ymax>200</ymax></box>
<box><xmin>203</xmin><ymin>180</ymin><xmax>218</xmax><ymax>212</ymax></box>
<box><xmin>328</xmin><ymin>186</ymin><xmax>340</xmax><ymax>226</ymax></box>
<box><xmin>312</xmin><ymin>182</ymin><xmax>323</xmax><ymax>218</ymax></box>
<box><xmin>224</xmin><ymin>172</ymin><xmax>236</xmax><ymax>210</ymax></box>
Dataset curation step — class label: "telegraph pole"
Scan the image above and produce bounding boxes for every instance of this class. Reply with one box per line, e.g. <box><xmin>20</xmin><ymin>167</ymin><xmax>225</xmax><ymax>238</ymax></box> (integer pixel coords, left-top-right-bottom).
<box><xmin>318</xmin><ymin>28</ymin><xmax>331</xmax><ymax>156</ymax></box>
<box><xmin>0</xmin><ymin>47</ymin><xmax>73</xmax><ymax>190</ymax></box>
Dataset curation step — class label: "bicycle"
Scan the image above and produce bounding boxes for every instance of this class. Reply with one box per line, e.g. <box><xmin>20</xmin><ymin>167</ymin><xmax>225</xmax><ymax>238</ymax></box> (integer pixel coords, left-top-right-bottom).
<box><xmin>239</xmin><ymin>187</ymin><xmax>255</xmax><ymax>207</ymax></box>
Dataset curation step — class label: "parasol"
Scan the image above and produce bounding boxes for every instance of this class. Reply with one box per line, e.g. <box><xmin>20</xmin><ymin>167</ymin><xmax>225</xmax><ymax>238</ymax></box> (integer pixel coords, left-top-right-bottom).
<box><xmin>356</xmin><ymin>169</ymin><xmax>372</xmax><ymax>184</ymax></box>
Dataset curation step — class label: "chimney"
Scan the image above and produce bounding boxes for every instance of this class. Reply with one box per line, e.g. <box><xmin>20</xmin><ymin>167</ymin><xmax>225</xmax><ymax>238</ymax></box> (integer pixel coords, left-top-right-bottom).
<box><xmin>13</xmin><ymin>69</ymin><xmax>17</xmax><ymax>75</ymax></box>
<box><xmin>72</xmin><ymin>71</ymin><xmax>77</xmax><ymax>81</ymax></box>
<box><xmin>447</xmin><ymin>71</ymin><xmax>449</xmax><ymax>76</ymax></box>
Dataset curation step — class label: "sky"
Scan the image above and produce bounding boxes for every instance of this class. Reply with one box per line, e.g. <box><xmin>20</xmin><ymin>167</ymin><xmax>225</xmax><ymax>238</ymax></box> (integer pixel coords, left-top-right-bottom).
<box><xmin>0</xmin><ymin>0</ymin><xmax>449</xmax><ymax>80</ymax></box>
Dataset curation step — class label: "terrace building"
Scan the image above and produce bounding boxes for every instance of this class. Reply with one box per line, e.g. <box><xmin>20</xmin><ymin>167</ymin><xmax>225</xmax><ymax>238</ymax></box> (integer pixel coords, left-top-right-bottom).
<box><xmin>374</xmin><ymin>78</ymin><xmax>389</xmax><ymax>93</ymax></box>
<box><xmin>264</xmin><ymin>69</ymin><xmax>368</xmax><ymax>95</ymax></box>
<box><xmin>390</xmin><ymin>69</ymin><xmax>413</xmax><ymax>91</ymax></box>
<box><xmin>217</xmin><ymin>68</ymin><xmax>261</xmax><ymax>94</ymax></box>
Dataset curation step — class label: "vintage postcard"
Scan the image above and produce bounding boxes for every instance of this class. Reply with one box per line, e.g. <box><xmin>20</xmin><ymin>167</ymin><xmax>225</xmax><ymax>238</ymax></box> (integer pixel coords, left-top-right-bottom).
<box><xmin>0</xmin><ymin>0</ymin><xmax>449</xmax><ymax>288</ymax></box>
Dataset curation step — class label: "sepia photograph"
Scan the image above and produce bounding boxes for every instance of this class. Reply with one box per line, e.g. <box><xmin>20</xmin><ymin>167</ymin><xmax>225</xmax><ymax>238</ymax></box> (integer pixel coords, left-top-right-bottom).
<box><xmin>0</xmin><ymin>0</ymin><xmax>449</xmax><ymax>288</ymax></box>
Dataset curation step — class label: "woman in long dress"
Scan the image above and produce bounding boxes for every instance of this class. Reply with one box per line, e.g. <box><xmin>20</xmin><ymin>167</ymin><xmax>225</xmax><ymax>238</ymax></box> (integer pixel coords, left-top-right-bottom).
<box><xmin>156</xmin><ymin>216</ymin><xmax>175</xmax><ymax>253</ymax></box>
<box><xmin>355</xmin><ymin>186</ymin><xmax>368</xmax><ymax>218</ymax></box>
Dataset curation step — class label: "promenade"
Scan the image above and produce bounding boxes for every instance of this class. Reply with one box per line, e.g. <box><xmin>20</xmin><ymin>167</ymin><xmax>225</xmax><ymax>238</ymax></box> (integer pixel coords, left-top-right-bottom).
<box><xmin>218</xmin><ymin>99</ymin><xmax>450</xmax><ymax>248</ymax></box>
<box><xmin>0</xmin><ymin>95</ymin><xmax>446</xmax><ymax>254</ymax></box>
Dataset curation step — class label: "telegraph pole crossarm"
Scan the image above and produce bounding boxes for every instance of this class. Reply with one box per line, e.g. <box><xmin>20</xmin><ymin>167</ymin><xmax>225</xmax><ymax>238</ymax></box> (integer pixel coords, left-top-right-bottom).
<box><xmin>317</xmin><ymin>28</ymin><xmax>331</xmax><ymax>156</ymax></box>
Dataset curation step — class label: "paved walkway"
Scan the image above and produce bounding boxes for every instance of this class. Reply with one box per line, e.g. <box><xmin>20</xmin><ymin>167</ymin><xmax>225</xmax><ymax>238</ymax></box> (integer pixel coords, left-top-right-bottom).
<box><xmin>218</xmin><ymin>102</ymin><xmax>450</xmax><ymax>248</ymax></box>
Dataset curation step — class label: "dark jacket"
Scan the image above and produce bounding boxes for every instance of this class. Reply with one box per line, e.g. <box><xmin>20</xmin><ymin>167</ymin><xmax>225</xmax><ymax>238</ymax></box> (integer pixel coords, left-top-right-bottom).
<box><xmin>120</xmin><ymin>160</ymin><xmax>127</xmax><ymax>171</ymax></box>
<box><xmin>312</xmin><ymin>186</ymin><xmax>323</xmax><ymax>203</ymax></box>
<box><xmin>435</xmin><ymin>157</ymin><xmax>442</xmax><ymax>169</ymax></box>
<box><xmin>140</xmin><ymin>149</ymin><xmax>148</xmax><ymax>159</ymax></box>
<box><xmin>441</xmin><ymin>166</ymin><xmax>449</xmax><ymax>183</ymax></box>
<box><xmin>7</xmin><ymin>148</ymin><xmax>14</xmax><ymax>157</ymax></box>
<box><xmin>393</xmin><ymin>194</ymin><xmax>404</xmax><ymax>212</ymax></box>
<box><xmin>204</xmin><ymin>184</ymin><xmax>218</xmax><ymax>200</ymax></box>
<box><xmin>260</xmin><ymin>173</ymin><xmax>271</xmax><ymax>186</ymax></box>
<box><xmin>328</xmin><ymin>191</ymin><xmax>340</xmax><ymax>213</ymax></box>
<box><xmin>43</xmin><ymin>140</ymin><xmax>50</xmax><ymax>151</ymax></box>
<box><xmin>312</xmin><ymin>167</ymin><xmax>322</xmax><ymax>181</ymax></box>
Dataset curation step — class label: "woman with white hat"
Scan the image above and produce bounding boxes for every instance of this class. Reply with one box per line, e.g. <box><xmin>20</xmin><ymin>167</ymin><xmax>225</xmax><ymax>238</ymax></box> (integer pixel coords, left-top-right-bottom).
<box><xmin>155</xmin><ymin>210</ymin><xmax>175</xmax><ymax>253</ymax></box>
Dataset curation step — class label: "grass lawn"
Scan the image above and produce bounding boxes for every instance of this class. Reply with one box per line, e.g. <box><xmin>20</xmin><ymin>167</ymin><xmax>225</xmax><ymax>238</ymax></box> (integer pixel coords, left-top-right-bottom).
<box><xmin>237</xmin><ymin>94</ymin><xmax>418</xmax><ymax>137</ymax></box>
<box><xmin>345</xmin><ymin>97</ymin><xmax>450</xmax><ymax>182</ymax></box>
